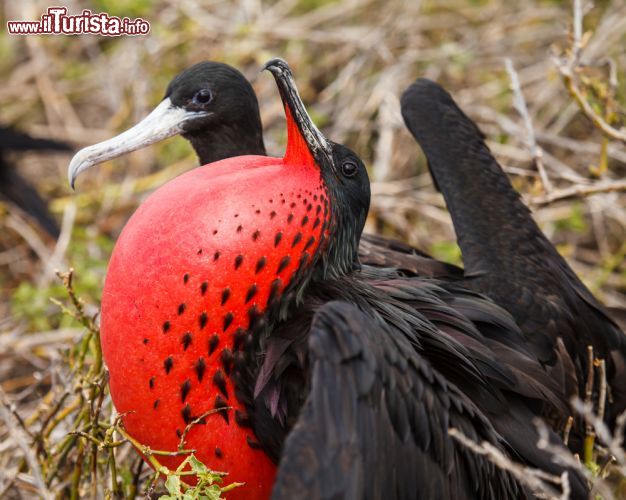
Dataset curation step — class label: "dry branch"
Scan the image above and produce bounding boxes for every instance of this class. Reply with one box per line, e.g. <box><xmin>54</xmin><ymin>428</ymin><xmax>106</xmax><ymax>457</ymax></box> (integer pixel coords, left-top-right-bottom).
<box><xmin>529</xmin><ymin>180</ymin><xmax>626</xmax><ymax>206</ymax></box>
<box><xmin>505</xmin><ymin>58</ymin><xmax>552</xmax><ymax>192</ymax></box>
<box><xmin>0</xmin><ymin>386</ymin><xmax>53</xmax><ymax>500</ymax></box>
<box><xmin>555</xmin><ymin>62</ymin><xmax>626</xmax><ymax>144</ymax></box>
<box><xmin>449</xmin><ymin>427</ymin><xmax>566</xmax><ymax>499</ymax></box>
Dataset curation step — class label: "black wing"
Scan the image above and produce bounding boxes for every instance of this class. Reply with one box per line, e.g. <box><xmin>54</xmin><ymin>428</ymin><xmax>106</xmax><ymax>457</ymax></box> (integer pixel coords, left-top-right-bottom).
<box><xmin>0</xmin><ymin>126</ymin><xmax>71</xmax><ymax>153</ymax></box>
<box><xmin>359</xmin><ymin>233</ymin><xmax>463</xmax><ymax>279</ymax></box>
<box><xmin>400</xmin><ymin>79</ymin><xmax>626</xmax><ymax>428</ymax></box>
<box><xmin>272</xmin><ymin>301</ymin><xmax>526</xmax><ymax>500</ymax></box>
<box><xmin>0</xmin><ymin>126</ymin><xmax>71</xmax><ymax>238</ymax></box>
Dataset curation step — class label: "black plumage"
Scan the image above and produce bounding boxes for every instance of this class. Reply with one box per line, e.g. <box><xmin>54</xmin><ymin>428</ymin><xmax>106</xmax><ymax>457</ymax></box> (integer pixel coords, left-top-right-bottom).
<box><xmin>67</xmin><ymin>60</ymin><xmax>598</xmax><ymax>498</ymax></box>
<box><xmin>399</xmin><ymin>80</ymin><xmax>626</xmax><ymax>431</ymax></box>
<box><xmin>0</xmin><ymin>126</ymin><xmax>71</xmax><ymax>238</ymax></box>
<box><xmin>245</xmin><ymin>61</ymin><xmax>589</xmax><ymax>498</ymax></box>
<box><xmin>157</xmin><ymin>63</ymin><xmax>625</xmax><ymax>440</ymax></box>
<box><xmin>166</xmin><ymin>62</ymin><xmax>266</xmax><ymax>164</ymax></box>
<box><xmin>254</xmin><ymin>272</ymin><xmax>587</xmax><ymax>499</ymax></box>
<box><xmin>272</xmin><ymin>301</ymin><xmax>526</xmax><ymax>500</ymax></box>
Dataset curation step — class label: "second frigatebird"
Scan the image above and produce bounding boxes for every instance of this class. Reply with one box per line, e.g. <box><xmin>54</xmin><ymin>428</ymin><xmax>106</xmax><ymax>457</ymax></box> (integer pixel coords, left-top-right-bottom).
<box><xmin>68</xmin><ymin>59</ymin><xmax>588</xmax><ymax>498</ymax></box>
<box><xmin>400</xmin><ymin>81</ymin><xmax>626</xmax><ymax>432</ymax></box>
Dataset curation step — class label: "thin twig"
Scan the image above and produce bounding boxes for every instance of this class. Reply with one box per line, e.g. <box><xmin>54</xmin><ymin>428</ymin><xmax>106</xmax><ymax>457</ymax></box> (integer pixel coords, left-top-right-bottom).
<box><xmin>535</xmin><ymin>418</ymin><xmax>615</xmax><ymax>500</ymax></box>
<box><xmin>563</xmin><ymin>416</ymin><xmax>574</xmax><ymax>447</ymax></box>
<box><xmin>449</xmin><ymin>427</ymin><xmax>564</xmax><ymax>498</ymax></box>
<box><xmin>505</xmin><ymin>58</ymin><xmax>552</xmax><ymax>192</ymax></box>
<box><xmin>38</xmin><ymin>201</ymin><xmax>76</xmax><ymax>287</ymax></box>
<box><xmin>572</xmin><ymin>399</ymin><xmax>626</xmax><ymax>473</ymax></box>
<box><xmin>595</xmin><ymin>358</ymin><xmax>607</xmax><ymax>423</ymax></box>
<box><xmin>555</xmin><ymin>61</ymin><xmax>626</xmax><ymax>144</ymax></box>
<box><xmin>570</xmin><ymin>0</ymin><xmax>584</xmax><ymax>66</ymax></box>
<box><xmin>0</xmin><ymin>386</ymin><xmax>53</xmax><ymax>500</ymax></box>
<box><xmin>177</xmin><ymin>408</ymin><xmax>231</xmax><ymax>452</ymax></box>
<box><xmin>529</xmin><ymin>179</ymin><xmax>626</xmax><ymax>205</ymax></box>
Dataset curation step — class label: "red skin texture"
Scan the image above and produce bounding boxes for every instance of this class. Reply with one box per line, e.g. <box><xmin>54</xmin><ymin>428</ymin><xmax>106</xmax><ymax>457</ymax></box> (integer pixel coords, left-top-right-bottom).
<box><xmin>101</xmin><ymin>110</ymin><xmax>329</xmax><ymax>499</ymax></box>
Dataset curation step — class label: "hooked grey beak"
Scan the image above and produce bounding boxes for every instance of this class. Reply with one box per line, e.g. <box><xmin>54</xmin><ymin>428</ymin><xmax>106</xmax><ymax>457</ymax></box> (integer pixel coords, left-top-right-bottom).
<box><xmin>263</xmin><ymin>58</ymin><xmax>333</xmax><ymax>167</ymax></box>
<box><xmin>67</xmin><ymin>98</ymin><xmax>210</xmax><ymax>189</ymax></box>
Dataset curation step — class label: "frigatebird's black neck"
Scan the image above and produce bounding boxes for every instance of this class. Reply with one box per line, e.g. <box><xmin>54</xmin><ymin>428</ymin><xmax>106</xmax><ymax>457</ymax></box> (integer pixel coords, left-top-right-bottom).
<box><xmin>402</xmin><ymin>79</ymin><xmax>626</xmax><ymax>427</ymax></box>
<box><xmin>401</xmin><ymin>80</ymin><xmax>550</xmax><ymax>278</ymax></box>
<box><xmin>183</xmin><ymin>118</ymin><xmax>266</xmax><ymax>165</ymax></box>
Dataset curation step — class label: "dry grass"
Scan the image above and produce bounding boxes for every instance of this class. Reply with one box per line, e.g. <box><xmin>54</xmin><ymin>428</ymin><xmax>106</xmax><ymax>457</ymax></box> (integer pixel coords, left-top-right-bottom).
<box><xmin>1</xmin><ymin>0</ymin><xmax>625</xmax><ymax>498</ymax></box>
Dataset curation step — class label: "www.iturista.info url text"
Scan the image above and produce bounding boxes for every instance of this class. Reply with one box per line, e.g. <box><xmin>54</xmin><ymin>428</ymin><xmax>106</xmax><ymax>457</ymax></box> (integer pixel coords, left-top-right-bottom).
<box><xmin>6</xmin><ymin>7</ymin><xmax>150</xmax><ymax>36</ymax></box>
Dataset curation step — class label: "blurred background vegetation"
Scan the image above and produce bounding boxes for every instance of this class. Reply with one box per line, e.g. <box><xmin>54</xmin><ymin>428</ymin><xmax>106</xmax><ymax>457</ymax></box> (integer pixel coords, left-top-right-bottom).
<box><xmin>2</xmin><ymin>0</ymin><xmax>626</xmax><ymax>329</ymax></box>
<box><xmin>0</xmin><ymin>0</ymin><xmax>625</xmax><ymax>497</ymax></box>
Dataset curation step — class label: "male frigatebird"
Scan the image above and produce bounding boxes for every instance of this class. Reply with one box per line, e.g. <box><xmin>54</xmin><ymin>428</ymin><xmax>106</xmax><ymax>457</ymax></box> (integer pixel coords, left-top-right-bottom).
<box><xmin>68</xmin><ymin>59</ymin><xmax>588</xmax><ymax>499</ymax></box>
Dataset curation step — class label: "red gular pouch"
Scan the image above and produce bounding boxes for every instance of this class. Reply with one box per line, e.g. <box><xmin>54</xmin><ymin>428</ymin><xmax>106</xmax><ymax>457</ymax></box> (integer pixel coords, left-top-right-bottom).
<box><xmin>68</xmin><ymin>59</ymin><xmax>347</xmax><ymax>498</ymax></box>
<box><xmin>101</xmin><ymin>149</ymin><xmax>328</xmax><ymax>497</ymax></box>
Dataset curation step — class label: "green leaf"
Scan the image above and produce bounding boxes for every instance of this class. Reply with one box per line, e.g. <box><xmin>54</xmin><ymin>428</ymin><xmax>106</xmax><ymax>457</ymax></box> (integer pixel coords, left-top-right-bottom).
<box><xmin>205</xmin><ymin>484</ymin><xmax>225</xmax><ymax>500</ymax></box>
<box><xmin>164</xmin><ymin>474</ymin><xmax>182</xmax><ymax>498</ymax></box>
<box><xmin>189</xmin><ymin>455</ymin><xmax>208</xmax><ymax>475</ymax></box>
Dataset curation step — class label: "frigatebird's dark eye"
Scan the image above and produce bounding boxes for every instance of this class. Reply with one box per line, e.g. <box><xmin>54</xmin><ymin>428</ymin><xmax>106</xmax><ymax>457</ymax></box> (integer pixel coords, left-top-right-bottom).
<box><xmin>193</xmin><ymin>89</ymin><xmax>213</xmax><ymax>105</ymax></box>
<box><xmin>341</xmin><ymin>160</ymin><xmax>358</xmax><ymax>178</ymax></box>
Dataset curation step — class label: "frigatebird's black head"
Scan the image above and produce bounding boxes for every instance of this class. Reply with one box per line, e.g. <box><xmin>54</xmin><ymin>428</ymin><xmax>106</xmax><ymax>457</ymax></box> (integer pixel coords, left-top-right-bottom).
<box><xmin>68</xmin><ymin>61</ymin><xmax>264</xmax><ymax>187</ymax></box>
<box><xmin>400</xmin><ymin>78</ymin><xmax>485</xmax><ymax>153</ymax></box>
<box><xmin>264</xmin><ymin>58</ymin><xmax>371</xmax><ymax>277</ymax></box>
<box><xmin>321</xmin><ymin>142</ymin><xmax>370</xmax><ymax>274</ymax></box>
<box><xmin>165</xmin><ymin>62</ymin><xmax>265</xmax><ymax>164</ymax></box>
